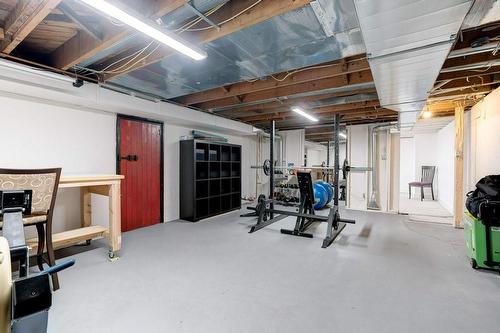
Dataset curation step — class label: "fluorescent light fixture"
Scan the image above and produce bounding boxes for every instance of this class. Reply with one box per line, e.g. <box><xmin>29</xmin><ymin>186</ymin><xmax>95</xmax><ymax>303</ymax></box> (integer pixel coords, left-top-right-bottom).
<box><xmin>291</xmin><ymin>107</ymin><xmax>318</xmax><ymax>122</ymax></box>
<box><xmin>80</xmin><ymin>0</ymin><xmax>207</xmax><ymax>61</ymax></box>
<box><xmin>339</xmin><ymin>132</ymin><xmax>347</xmax><ymax>139</ymax></box>
<box><xmin>423</xmin><ymin>111</ymin><xmax>432</xmax><ymax>118</ymax></box>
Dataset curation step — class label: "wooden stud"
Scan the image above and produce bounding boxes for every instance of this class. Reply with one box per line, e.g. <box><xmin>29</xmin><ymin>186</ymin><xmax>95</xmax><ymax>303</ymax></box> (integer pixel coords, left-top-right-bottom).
<box><xmin>454</xmin><ymin>101</ymin><xmax>465</xmax><ymax>228</ymax></box>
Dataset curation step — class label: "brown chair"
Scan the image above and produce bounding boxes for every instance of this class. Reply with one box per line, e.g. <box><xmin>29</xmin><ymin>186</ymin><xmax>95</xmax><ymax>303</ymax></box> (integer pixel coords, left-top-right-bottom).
<box><xmin>409</xmin><ymin>166</ymin><xmax>436</xmax><ymax>201</ymax></box>
<box><xmin>0</xmin><ymin>168</ymin><xmax>61</xmax><ymax>290</ymax></box>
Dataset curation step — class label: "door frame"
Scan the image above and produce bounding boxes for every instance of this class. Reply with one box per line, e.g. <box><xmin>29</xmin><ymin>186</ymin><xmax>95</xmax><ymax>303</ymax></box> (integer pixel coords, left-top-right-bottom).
<box><xmin>116</xmin><ymin>114</ymin><xmax>165</xmax><ymax>223</ymax></box>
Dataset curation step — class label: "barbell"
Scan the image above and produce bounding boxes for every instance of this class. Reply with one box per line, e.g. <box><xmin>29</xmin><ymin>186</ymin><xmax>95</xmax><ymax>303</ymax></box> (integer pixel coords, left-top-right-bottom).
<box><xmin>251</xmin><ymin>159</ymin><xmax>372</xmax><ymax>178</ymax></box>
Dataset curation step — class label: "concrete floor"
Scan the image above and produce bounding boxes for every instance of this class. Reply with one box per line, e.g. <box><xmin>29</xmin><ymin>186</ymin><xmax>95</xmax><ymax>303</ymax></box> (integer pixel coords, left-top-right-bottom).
<box><xmin>48</xmin><ymin>207</ymin><xmax>500</xmax><ymax>333</ymax></box>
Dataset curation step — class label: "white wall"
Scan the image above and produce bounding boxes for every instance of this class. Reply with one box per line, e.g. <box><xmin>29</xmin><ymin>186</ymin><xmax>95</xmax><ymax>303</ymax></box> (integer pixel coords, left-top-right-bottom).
<box><xmin>470</xmin><ymin>87</ymin><xmax>500</xmax><ymax>184</ymax></box>
<box><xmin>279</xmin><ymin>129</ymin><xmax>304</xmax><ymax>166</ymax></box>
<box><xmin>0</xmin><ymin>96</ymin><xmax>116</xmax><ymax>235</ymax></box>
<box><xmin>436</xmin><ymin>120</ymin><xmax>455</xmax><ymax>213</ymax></box>
<box><xmin>0</xmin><ymin>60</ymin><xmax>259</xmax><ymax>236</ymax></box>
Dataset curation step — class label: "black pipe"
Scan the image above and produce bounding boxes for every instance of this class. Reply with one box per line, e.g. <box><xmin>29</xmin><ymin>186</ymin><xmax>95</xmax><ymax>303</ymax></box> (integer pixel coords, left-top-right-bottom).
<box><xmin>326</xmin><ymin>140</ymin><xmax>330</xmax><ymax>183</ymax></box>
<box><xmin>333</xmin><ymin>114</ymin><xmax>340</xmax><ymax>207</ymax></box>
<box><xmin>269</xmin><ymin>120</ymin><xmax>275</xmax><ymax>218</ymax></box>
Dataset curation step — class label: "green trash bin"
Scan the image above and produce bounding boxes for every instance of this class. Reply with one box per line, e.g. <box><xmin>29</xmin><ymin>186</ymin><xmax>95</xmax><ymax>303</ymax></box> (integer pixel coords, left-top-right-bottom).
<box><xmin>464</xmin><ymin>202</ymin><xmax>500</xmax><ymax>271</ymax></box>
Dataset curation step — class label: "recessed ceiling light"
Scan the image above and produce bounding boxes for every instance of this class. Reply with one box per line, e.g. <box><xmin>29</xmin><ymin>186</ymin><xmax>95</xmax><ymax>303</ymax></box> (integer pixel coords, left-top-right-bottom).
<box><xmin>80</xmin><ymin>0</ymin><xmax>207</xmax><ymax>61</ymax></box>
<box><xmin>291</xmin><ymin>107</ymin><xmax>319</xmax><ymax>122</ymax></box>
<box><xmin>423</xmin><ymin>111</ymin><xmax>432</xmax><ymax>118</ymax></box>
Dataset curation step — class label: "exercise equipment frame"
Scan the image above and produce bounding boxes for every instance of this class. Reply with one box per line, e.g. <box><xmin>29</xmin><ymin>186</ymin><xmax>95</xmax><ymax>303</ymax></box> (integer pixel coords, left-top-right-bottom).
<box><xmin>245</xmin><ymin>115</ymin><xmax>355</xmax><ymax>248</ymax></box>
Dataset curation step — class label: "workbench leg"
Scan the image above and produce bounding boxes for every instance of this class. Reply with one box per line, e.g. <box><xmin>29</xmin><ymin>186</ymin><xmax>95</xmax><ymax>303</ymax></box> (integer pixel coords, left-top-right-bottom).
<box><xmin>81</xmin><ymin>188</ymin><xmax>92</xmax><ymax>245</ymax></box>
<box><xmin>81</xmin><ymin>188</ymin><xmax>92</xmax><ymax>228</ymax></box>
<box><xmin>108</xmin><ymin>183</ymin><xmax>121</xmax><ymax>261</ymax></box>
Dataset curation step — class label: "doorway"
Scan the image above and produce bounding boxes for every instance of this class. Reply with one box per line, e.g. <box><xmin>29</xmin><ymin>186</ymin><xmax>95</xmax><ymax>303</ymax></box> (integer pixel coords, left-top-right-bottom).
<box><xmin>117</xmin><ymin>115</ymin><xmax>163</xmax><ymax>232</ymax></box>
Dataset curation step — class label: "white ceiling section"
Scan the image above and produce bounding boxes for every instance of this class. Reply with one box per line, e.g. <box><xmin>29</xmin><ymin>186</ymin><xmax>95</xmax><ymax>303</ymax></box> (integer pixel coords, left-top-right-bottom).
<box><xmin>353</xmin><ymin>0</ymin><xmax>473</xmax><ymax>128</ymax></box>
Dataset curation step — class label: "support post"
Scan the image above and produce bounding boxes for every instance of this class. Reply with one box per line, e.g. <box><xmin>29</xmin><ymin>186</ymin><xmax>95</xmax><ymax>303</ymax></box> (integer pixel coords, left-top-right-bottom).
<box><xmin>326</xmin><ymin>140</ymin><xmax>330</xmax><ymax>183</ymax></box>
<box><xmin>454</xmin><ymin>101</ymin><xmax>465</xmax><ymax>228</ymax></box>
<box><xmin>269</xmin><ymin>120</ymin><xmax>275</xmax><ymax>219</ymax></box>
<box><xmin>334</xmin><ymin>114</ymin><xmax>340</xmax><ymax>207</ymax></box>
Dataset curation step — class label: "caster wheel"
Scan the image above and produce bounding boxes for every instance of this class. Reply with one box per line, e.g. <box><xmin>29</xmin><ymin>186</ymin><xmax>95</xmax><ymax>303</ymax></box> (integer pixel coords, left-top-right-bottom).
<box><xmin>470</xmin><ymin>259</ymin><xmax>478</xmax><ymax>269</ymax></box>
<box><xmin>108</xmin><ymin>251</ymin><xmax>119</xmax><ymax>262</ymax></box>
<box><xmin>86</xmin><ymin>240</ymin><xmax>91</xmax><ymax>246</ymax></box>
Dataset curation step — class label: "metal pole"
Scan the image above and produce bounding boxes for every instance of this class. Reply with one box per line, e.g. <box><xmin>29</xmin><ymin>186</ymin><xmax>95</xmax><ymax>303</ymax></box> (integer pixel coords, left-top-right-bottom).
<box><xmin>326</xmin><ymin>140</ymin><xmax>330</xmax><ymax>183</ymax></box>
<box><xmin>333</xmin><ymin>114</ymin><xmax>340</xmax><ymax>207</ymax></box>
<box><xmin>269</xmin><ymin>120</ymin><xmax>275</xmax><ymax>218</ymax></box>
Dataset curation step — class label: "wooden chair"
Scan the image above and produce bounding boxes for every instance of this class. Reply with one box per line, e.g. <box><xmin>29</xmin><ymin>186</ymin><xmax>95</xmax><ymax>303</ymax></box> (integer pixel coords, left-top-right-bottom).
<box><xmin>0</xmin><ymin>168</ymin><xmax>61</xmax><ymax>290</ymax></box>
<box><xmin>409</xmin><ymin>166</ymin><xmax>436</xmax><ymax>201</ymax></box>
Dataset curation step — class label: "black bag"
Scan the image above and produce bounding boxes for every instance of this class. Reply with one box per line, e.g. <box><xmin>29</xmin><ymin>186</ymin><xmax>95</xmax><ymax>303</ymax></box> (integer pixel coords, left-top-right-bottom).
<box><xmin>466</xmin><ymin>175</ymin><xmax>500</xmax><ymax>218</ymax></box>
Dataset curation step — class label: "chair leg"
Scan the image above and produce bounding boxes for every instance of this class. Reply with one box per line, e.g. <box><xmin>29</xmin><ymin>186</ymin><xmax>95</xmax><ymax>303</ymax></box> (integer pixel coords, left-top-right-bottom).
<box><xmin>431</xmin><ymin>185</ymin><xmax>435</xmax><ymax>201</ymax></box>
<box><xmin>421</xmin><ymin>186</ymin><xmax>424</xmax><ymax>201</ymax></box>
<box><xmin>45</xmin><ymin>225</ymin><xmax>59</xmax><ymax>291</ymax></box>
<box><xmin>35</xmin><ymin>224</ymin><xmax>45</xmax><ymax>272</ymax></box>
<box><xmin>409</xmin><ymin>185</ymin><xmax>411</xmax><ymax>199</ymax></box>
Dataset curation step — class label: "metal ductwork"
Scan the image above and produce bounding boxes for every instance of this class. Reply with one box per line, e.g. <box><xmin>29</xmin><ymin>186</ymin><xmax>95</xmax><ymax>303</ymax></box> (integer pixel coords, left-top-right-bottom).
<box><xmin>353</xmin><ymin>0</ymin><xmax>473</xmax><ymax>129</ymax></box>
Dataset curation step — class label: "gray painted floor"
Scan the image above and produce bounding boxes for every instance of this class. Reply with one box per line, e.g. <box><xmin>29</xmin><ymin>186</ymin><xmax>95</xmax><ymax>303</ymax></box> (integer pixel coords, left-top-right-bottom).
<box><xmin>48</xmin><ymin>207</ymin><xmax>500</xmax><ymax>333</ymax></box>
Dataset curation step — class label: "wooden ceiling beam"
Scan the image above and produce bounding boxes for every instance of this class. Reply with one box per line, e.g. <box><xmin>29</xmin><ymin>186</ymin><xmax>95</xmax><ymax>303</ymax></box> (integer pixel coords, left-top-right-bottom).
<box><xmin>0</xmin><ymin>28</ymin><xmax>4</xmax><ymax>40</ymax></box>
<box><xmin>101</xmin><ymin>0</ymin><xmax>314</xmax><ymax>80</ymax></box>
<box><xmin>437</xmin><ymin>67</ymin><xmax>500</xmax><ymax>81</ymax></box>
<box><xmin>215</xmin><ymin>88</ymin><xmax>377</xmax><ymax>114</ymax></box>
<box><xmin>176</xmin><ymin>56</ymin><xmax>369</xmax><ymax>105</ymax></box>
<box><xmin>1</xmin><ymin>0</ymin><xmax>62</xmax><ymax>54</ymax></box>
<box><xmin>442</xmin><ymin>52</ymin><xmax>500</xmax><ymax>69</ymax></box>
<box><xmin>50</xmin><ymin>0</ymin><xmax>186</xmax><ymax>70</ymax></box>
<box><xmin>195</xmin><ymin>70</ymin><xmax>374</xmax><ymax>110</ymax></box>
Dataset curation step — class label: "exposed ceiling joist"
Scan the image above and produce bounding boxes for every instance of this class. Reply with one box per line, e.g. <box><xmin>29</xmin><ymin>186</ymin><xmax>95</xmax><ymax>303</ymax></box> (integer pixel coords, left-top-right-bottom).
<box><xmin>102</xmin><ymin>0</ymin><xmax>314</xmax><ymax>80</ymax></box>
<box><xmin>0</xmin><ymin>28</ymin><xmax>4</xmax><ymax>40</ymax></box>
<box><xmin>1</xmin><ymin>0</ymin><xmax>62</xmax><ymax>54</ymax></box>
<box><xmin>176</xmin><ymin>56</ymin><xmax>369</xmax><ymax>105</ymax></box>
<box><xmin>214</xmin><ymin>88</ymin><xmax>377</xmax><ymax>114</ymax></box>
<box><xmin>58</xmin><ymin>2</ymin><xmax>101</xmax><ymax>41</ymax></box>
<box><xmin>50</xmin><ymin>0</ymin><xmax>186</xmax><ymax>70</ymax></box>
<box><xmin>194</xmin><ymin>70</ymin><xmax>374</xmax><ymax>110</ymax></box>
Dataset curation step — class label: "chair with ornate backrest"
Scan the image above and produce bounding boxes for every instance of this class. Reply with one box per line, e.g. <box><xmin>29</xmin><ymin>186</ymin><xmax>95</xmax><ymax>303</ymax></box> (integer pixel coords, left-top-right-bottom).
<box><xmin>408</xmin><ymin>166</ymin><xmax>436</xmax><ymax>201</ymax></box>
<box><xmin>0</xmin><ymin>168</ymin><xmax>61</xmax><ymax>290</ymax></box>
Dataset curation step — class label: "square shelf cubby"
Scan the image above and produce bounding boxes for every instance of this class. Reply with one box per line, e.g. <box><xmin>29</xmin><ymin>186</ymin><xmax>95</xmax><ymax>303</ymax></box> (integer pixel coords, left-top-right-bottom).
<box><xmin>196</xmin><ymin>180</ymin><xmax>209</xmax><ymax>199</ymax></box>
<box><xmin>195</xmin><ymin>142</ymin><xmax>208</xmax><ymax>161</ymax></box>
<box><xmin>209</xmin><ymin>162</ymin><xmax>220</xmax><ymax>178</ymax></box>
<box><xmin>221</xmin><ymin>179</ymin><xmax>231</xmax><ymax>195</ymax></box>
<box><xmin>209</xmin><ymin>145</ymin><xmax>220</xmax><ymax>161</ymax></box>
<box><xmin>196</xmin><ymin>198</ymin><xmax>209</xmax><ymax>218</ymax></box>
<box><xmin>209</xmin><ymin>197</ymin><xmax>220</xmax><ymax>215</ymax></box>
<box><xmin>196</xmin><ymin>162</ymin><xmax>208</xmax><ymax>179</ymax></box>
<box><xmin>209</xmin><ymin>179</ymin><xmax>220</xmax><ymax>197</ymax></box>
<box><xmin>221</xmin><ymin>145</ymin><xmax>231</xmax><ymax>161</ymax></box>
<box><xmin>231</xmin><ymin>146</ymin><xmax>241</xmax><ymax>161</ymax></box>
<box><xmin>231</xmin><ymin>162</ymin><xmax>240</xmax><ymax>177</ymax></box>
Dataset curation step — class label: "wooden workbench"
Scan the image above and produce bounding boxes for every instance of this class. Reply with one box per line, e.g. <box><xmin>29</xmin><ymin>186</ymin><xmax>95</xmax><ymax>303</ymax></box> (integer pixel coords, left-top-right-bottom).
<box><xmin>27</xmin><ymin>175</ymin><xmax>124</xmax><ymax>259</ymax></box>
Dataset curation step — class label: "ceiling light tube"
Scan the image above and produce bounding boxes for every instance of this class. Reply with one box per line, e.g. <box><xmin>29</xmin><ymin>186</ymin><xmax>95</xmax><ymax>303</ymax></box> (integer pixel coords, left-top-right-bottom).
<box><xmin>339</xmin><ymin>132</ymin><xmax>347</xmax><ymax>139</ymax></box>
<box><xmin>291</xmin><ymin>107</ymin><xmax>319</xmax><ymax>122</ymax></box>
<box><xmin>80</xmin><ymin>0</ymin><xmax>207</xmax><ymax>61</ymax></box>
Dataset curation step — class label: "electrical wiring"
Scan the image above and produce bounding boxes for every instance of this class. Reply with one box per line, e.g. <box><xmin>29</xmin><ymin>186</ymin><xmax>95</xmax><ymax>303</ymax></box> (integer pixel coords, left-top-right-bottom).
<box><xmin>181</xmin><ymin>0</ymin><xmax>263</xmax><ymax>32</ymax></box>
<box><xmin>76</xmin><ymin>0</ymin><xmax>262</xmax><ymax>77</ymax></box>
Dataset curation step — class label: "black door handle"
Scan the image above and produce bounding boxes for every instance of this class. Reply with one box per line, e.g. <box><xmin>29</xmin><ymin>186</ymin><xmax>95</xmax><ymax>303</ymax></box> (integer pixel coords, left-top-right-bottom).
<box><xmin>120</xmin><ymin>154</ymin><xmax>138</xmax><ymax>161</ymax></box>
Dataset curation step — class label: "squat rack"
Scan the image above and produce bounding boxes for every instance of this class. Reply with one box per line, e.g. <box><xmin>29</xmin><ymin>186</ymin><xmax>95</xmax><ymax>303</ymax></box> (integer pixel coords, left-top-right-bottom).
<box><xmin>245</xmin><ymin>114</ymin><xmax>355</xmax><ymax>248</ymax></box>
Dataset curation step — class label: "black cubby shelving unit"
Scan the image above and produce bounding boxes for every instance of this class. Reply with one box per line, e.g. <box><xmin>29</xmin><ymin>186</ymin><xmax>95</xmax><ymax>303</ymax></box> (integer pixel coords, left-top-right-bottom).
<box><xmin>180</xmin><ymin>140</ymin><xmax>242</xmax><ymax>222</ymax></box>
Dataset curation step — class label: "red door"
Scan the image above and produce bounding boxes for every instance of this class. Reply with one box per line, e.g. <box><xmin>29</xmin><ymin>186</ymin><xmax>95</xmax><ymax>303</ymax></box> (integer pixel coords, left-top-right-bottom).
<box><xmin>118</xmin><ymin>117</ymin><xmax>162</xmax><ymax>232</ymax></box>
